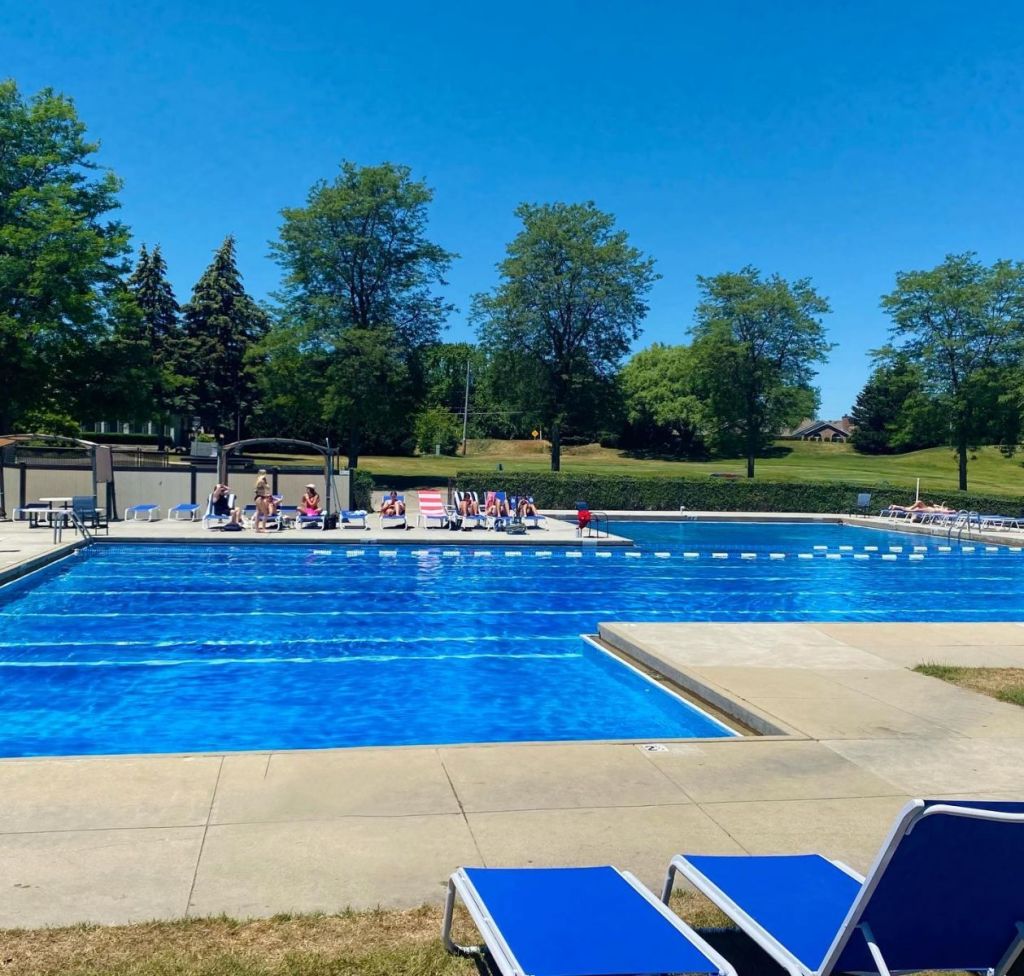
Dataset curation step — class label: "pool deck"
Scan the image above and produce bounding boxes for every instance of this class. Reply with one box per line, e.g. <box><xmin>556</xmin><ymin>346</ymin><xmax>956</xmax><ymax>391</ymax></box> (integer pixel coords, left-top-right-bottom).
<box><xmin>1</xmin><ymin>513</ymin><xmax>1024</xmax><ymax>927</ymax></box>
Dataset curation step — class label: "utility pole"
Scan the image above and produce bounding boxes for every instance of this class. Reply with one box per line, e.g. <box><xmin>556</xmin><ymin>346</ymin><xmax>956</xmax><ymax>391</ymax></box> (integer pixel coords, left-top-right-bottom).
<box><xmin>461</xmin><ymin>360</ymin><xmax>471</xmax><ymax>456</ymax></box>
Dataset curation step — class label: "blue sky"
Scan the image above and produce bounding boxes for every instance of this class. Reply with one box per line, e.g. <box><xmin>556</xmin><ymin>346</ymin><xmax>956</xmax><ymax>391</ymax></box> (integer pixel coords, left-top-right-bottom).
<box><xmin>4</xmin><ymin>1</ymin><xmax>1023</xmax><ymax>417</ymax></box>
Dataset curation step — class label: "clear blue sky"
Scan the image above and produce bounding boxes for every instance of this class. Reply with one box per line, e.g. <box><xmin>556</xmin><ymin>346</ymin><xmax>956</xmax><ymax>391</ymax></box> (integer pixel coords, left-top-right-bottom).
<box><xmin>4</xmin><ymin>1</ymin><xmax>1023</xmax><ymax>417</ymax></box>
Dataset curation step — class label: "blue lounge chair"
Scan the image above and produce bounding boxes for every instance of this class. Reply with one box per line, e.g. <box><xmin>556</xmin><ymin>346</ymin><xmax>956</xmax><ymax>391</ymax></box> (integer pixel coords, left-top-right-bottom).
<box><xmin>443</xmin><ymin>865</ymin><xmax>735</xmax><ymax>976</ymax></box>
<box><xmin>169</xmin><ymin>503</ymin><xmax>200</xmax><ymax>521</ymax></box>
<box><xmin>124</xmin><ymin>503</ymin><xmax>160</xmax><ymax>521</ymax></box>
<box><xmin>453</xmin><ymin>491</ymin><xmax>484</xmax><ymax>530</ymax></box>
<box><xmin>662</xmin><ymin>799</ymin><xmax>1024</xmax><ymax>976</ymax></box>
<box><xmin>202</xmin><ymin>492</ymin><xmax>237</xmax><ymax>530</ymax></box>
<box><xmin>341</xmin><ymin>509</ymin><xmax>367</xmax><ymax>528</ymax></box>
<box><xmin>379</xmin><ymin>493</ymin><xmax>406</xmax><ymax>529</ymax></box>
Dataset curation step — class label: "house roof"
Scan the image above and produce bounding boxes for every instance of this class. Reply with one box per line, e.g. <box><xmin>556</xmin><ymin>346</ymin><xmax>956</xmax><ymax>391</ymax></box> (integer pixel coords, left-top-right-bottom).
<box><xmin>791</xmin><ymin>418</ymin><xmax>853</xmax><ymax>438</ymax></box>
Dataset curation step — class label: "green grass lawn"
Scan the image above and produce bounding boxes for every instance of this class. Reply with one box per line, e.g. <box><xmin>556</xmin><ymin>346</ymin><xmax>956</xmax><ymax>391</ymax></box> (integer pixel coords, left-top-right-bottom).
<box><xmin>288</xmin><ymin>440</ymin><xmax>1024</xmax><ymax>497</ymax></box>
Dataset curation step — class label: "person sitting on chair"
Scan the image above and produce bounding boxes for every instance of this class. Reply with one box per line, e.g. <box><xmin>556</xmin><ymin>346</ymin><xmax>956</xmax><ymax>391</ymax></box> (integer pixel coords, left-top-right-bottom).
<box><xmin>485</xmin><ymin>492</ymin><xmax>509</xmax><ymax>518</ymax></box>
<box><xmin>516</xmin><ymin>495</ymin><xmax>538</xmax><ymax>517</ymax></box>
<box><xmin>299</xmin><ymin>483</ymin><xmax>321</xmax><ymax>516</ymax></box>
<box><xmin>212</xmin><ymin>483</ymin><xmax>242</xmax><ymax>528</ymax></box>
<box><xmin>380</xmin><ymin>491</ymin><xmax>405</xmax><ymax>517</ymax></box>
<box><xmin>458</xmin><ymin>492</ymin><xmax>479</xmax><ymax>517</ymax></box>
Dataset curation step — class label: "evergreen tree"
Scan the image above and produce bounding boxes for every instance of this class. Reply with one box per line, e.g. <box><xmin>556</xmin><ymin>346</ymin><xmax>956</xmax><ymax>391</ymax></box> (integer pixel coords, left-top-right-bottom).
<box><xmin>125</xmin><ymin>245</ymin><xmax>191</xmax><ymax>448</ymax></box>
<box><xmin>182</xmin><ymin>237</ymin><xmax>269</xmax><ymax>440</ymax></box>
<box><xmin>848</xmin><ymin>360</ymin><xmax>942</xmax><ymax>455</ymax></box>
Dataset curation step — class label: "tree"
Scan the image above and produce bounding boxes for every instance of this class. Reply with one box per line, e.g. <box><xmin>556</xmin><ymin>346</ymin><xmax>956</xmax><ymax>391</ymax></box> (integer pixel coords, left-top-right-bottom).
<box><xmin>849</xmin><ymin>359</ymin><xmax>943</xmax><ymax>455</ymax></box>
<box><xmin>619</xmin><ymin>343</ymin><xmax>706</xmax><ymax>456</ymax></box>
<box><xmin>125</xmin><ymin>245</ymin><xmax>191</xmax><ymax>448</ymax></box>
<box><xmin>473</xmin><ymin>202</ymin><xmax>658</xmax><ymax>471</ymax></box>
<box><xmin>413</xmin><ymin>406</ymin><xmax>461</xmax><ymax>455</ymax></box>
<box><xmin>267</xmin><ymin>161</ymin><xmax>455</xmax><ymax>466</ymax></box>
<box><xmin>690</xmin><ymin>268</ymin><xmax>832</xmax><ymax>477</ymax></box>
<box><xmin>0</xmin><ymin>79</ymin><xmax>131</xmax><ymax>432</ymax></box>
<box><xmin>182</xmin><ymin>236</ymin><xmax>269</xmax><ymax>440</ymax></box>
<box><xmin>881</xmin><ymin>252</ymin><xmax>1024</xmax><ymax>490</ymax></box>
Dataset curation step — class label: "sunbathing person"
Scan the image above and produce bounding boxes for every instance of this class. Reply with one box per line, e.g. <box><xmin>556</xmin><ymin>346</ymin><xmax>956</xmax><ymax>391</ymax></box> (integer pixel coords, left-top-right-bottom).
<box><xmin>211</xmin><ymin>483</ymin><xmax>243</xmax><ymax>528</ymax></box>
<box><xmin>516</xmin><ymin>496</ymin><xmax>538</xmax><ymax>517</ymax></box>
<box><xmin>380</xmin><ymin>491</ymin><xmax>405</xmax><ymax>517</ymax></box>
<box><xmin>485</xmin><ymin>492</ymin><xmax>509</xmax><ymax>518</ymax></box>
<box><xmin>299</xmin><ymin>483</ymin><xmax>321</xmax><ymax>516</ymax></box>
<box><xmin>458</xmin><ymin>492</ymin><xmax>479</xmax><ymax>517</ymax></box>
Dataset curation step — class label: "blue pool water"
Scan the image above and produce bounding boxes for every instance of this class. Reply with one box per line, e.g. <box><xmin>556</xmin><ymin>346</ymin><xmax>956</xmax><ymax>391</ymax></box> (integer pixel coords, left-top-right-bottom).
<box><xmin>1</xmin><ymin>521</ymin><xmax>1022</xmax><ymax>757</ymax></box>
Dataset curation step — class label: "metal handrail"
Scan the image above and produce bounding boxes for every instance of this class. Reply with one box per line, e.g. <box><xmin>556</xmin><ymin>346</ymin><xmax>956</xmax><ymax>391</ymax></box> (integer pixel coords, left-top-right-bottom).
<box><xmin>52</xmin><ymin>507</ymin><xmax>93</xmax><ymax>544</ymax></box>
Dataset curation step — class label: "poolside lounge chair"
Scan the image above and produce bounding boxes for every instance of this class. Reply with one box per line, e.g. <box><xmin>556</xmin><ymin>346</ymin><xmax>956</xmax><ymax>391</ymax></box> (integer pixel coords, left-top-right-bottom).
<box><xmin>169</xmin><ymin>503</ymin><xmax>200</xmax><ymax>521</ymax></box>
<box><xmin>511</xmin><ymin>494</ymin><xmax>547</xmax><ymax>529</ymax></box>
<box><xmin>453</xmin><ymin>491</ymin><xmax>484</xmax><ymax>530</ymax></box>
<box><xmin>484</xmin><ymin>491</ymin><xmax>510</xmax><ymax>530</ymax></box>
<box><xmin>662</xmin><ymin>798</ymin><xmax>1024</xmax><ymax>976</ymax></box>
<box><xmin>124</xmin><ymin>503</ymin><xmax>160</xmax><ymax>521</ymax></box>
<box><xmin>443</xmin><ymin>865</ymin><xmax>735</xmax><ymax>976</ymax></box>
<box><xmin>379</xmin><ymin>494</ymin><xmax>406</xmax><ymax>529</ymax></box>
<box><xmin>416</xmin><ymin>490</ymin><xmax>449</xmax><ymax>529</ymax></box>
<box><xmin>242</xmin><ymin>504</ymin><xmax>284</xmax><ymax>531</ymax></box>
<box><xmin>202</xmin><ymin>492</ymin><xmax>237</xmax><ymax>530</ymax></box>
<box><xmin>340</xmin><ymin>509</ymin><xmax>367</xmax><ymax>528</ymax></box>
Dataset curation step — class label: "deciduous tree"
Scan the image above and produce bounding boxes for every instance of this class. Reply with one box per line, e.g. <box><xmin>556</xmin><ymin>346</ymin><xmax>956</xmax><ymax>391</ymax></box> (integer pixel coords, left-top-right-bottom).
<box><xmin>473</xmin><ymin>202</ymin><xmax>658</xmax><ymax>471</ymax></box>
<box><xmin>0</xmin><ymin>80</ymin><xmax>131</xmax><ymax>432</ymax></box>
<box><xmin>881</xmin><ymin>252</ymin><xmax>1024</xmax><ymax>490</ymax></box>
<box><xmin>267</xmin><ymin>161</ymin><xmax>454</xmax><ymax>466</ymax></box>
<box><xmin>690</xmin><ymin>268</ymin><xmax>832</xmax><ymax>477</ymax></box>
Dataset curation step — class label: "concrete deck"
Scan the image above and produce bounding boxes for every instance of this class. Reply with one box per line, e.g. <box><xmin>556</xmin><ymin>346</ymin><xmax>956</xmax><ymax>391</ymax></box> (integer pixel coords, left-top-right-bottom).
<box><xmin>0</xmin><ymin>619</ymin><xmax>1022</xmax><ymax>927</ymax></box>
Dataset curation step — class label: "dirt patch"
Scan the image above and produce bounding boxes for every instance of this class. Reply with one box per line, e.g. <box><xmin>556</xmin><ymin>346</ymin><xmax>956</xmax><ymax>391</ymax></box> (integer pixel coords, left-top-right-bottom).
<box><xmin>914</xmin><ymin>664</ymin><xmax>1024</xmax><ymax>707</ymax></box>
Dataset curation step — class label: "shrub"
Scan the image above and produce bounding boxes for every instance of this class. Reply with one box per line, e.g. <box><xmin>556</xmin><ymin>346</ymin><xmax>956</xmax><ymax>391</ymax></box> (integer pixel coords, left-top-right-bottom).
<box><xmin>350</xmin><ymin>469</ymin><xmax>376</xmax><ymax>511</ymax></box>
<box><xmin>452</xmin><ymin>472</ymin><xmax>1023</xmax><ymax>515</ymax></box>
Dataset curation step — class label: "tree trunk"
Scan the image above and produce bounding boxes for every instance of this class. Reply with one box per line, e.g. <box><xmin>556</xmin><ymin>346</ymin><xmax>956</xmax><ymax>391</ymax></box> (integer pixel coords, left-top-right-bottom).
<box><xmin>349</xmin><ymin>425</ymin><xmax>360</xmax><ymax>470</ymax></box>
<box><xmin>746</xmin><ymin>453</ymin><xmax>755</xmax><ymax>478</ymax></box>
<box><xmin>746</xmin><ymin>427</ymin><xmax>757</xmax><ymax>479</ymax></box>
<box><xmin>957</xmin><ymin>425</ymin><xmax>968</xmax><ymax>491</ymax></box>
<box><xmin>550</xmin><ymin>421</ymin><xmax>561</xmax><ymax>472</ymax></box>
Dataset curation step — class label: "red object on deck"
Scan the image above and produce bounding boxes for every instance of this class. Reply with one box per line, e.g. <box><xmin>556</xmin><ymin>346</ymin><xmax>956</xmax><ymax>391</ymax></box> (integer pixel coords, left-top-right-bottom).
<box><xmin>577</xmin><ymin>509</ymin><xmax>592</xmax><ymax>529</ymax></box>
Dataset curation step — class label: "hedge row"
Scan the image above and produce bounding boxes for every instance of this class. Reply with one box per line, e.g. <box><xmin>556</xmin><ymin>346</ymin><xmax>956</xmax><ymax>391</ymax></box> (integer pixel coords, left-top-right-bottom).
<box><xmin>450</xmin><ymin>472</ymin><xmax>1023</xmax><ymax>516</ymax></box>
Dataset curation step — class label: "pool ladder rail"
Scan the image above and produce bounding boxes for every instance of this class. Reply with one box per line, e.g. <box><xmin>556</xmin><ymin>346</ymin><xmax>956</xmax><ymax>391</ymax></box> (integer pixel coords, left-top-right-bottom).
<box><xmin>579</xmin><ymin>511</ymin><xmax>610</xmax><ymax>539</ymax></box>
<box><xmin>51</xmin><ymin>508</ymin><xmax>93</xmax><ymax>545</ymax></box>
<box><xmin>947</xmin><ymin>510</ymin><xmax>980</xmax><ymax>544</ymax></box>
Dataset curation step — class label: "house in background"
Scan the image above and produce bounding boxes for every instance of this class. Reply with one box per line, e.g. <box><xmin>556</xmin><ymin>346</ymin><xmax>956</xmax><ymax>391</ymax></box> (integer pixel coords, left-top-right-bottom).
<box><xmin>782</xmin><ymin>416</ymin><xmax>855</xmax><ymax>442</ymax></box>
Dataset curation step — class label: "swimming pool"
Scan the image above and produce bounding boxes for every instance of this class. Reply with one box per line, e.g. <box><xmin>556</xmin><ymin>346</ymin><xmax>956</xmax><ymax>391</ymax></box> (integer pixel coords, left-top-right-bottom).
<box><xmin>1</xmin><ymin>521</ymin><xmax>1021</xmax><ymax>757</ymax></box>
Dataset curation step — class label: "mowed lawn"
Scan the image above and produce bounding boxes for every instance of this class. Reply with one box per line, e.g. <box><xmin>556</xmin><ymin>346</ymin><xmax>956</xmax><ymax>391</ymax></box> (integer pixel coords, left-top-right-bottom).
<box><xmin>252</xmin><ymin>440</ymin><xmax>1024</xmax><ymax>498</ymax></box>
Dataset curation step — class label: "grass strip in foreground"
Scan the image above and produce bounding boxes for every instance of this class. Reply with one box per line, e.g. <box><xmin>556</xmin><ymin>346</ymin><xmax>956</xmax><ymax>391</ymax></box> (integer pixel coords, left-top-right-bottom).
<box><xmin>0</xmin><ymin>894</ymin><xmax>731</xmax><ymax>976</ymax></box>
<box><xmin>915</xmin><ymin>663</ymin><xmax>1024</xmax><ymax>707</ymax></box>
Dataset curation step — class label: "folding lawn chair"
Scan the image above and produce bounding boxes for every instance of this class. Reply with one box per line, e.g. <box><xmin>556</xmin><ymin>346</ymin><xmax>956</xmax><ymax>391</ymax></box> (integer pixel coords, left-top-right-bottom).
<box><xmin>444</xmin><ymin>865</ymin><xmax>736</xmax><ymax>976</ymax></box>
<box><xmin>662</xmin><ymin>798</ymin><xmax>1024</xmax><ymax>976</ymax></box>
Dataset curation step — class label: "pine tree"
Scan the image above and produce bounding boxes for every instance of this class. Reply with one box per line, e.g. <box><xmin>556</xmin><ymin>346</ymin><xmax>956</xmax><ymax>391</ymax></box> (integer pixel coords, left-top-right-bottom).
<box><xmin>126</xmin><ymin>245</ymin><xmax>190</xmax><ymax>448</ymax></box>
<box><xmin>182</xmin><ymin>236</ymin><xmax>269</xmax><ymax>440</ymax></box>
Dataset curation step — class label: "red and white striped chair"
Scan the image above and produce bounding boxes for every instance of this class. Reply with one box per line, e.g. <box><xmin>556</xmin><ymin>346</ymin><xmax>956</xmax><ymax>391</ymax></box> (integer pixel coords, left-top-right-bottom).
<box><xmin>416</xmin><ymin>490</ymin><xmax>450</xmax><ymax>529</ymax></box>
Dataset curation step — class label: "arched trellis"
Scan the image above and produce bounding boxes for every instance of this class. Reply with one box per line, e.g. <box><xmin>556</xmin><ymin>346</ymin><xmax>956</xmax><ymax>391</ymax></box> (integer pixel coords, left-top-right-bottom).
<box><xmin>0</xmin><ymin>433</ymin><xmax>116</xmax><ymax>520</ymax></box>
<box><xmin>217</xmin><ymin>438</ymin><xmax>337</xmax><ymax>515</ymax></box>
